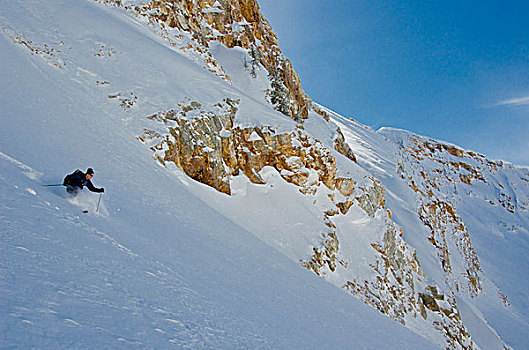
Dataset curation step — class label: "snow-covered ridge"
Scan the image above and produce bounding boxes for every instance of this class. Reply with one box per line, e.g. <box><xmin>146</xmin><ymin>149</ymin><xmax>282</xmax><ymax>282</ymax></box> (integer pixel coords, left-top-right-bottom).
<box><xmin>328</xmin><ymin>108</ymin><xmax>528</xmax><ymax>348</ymax></box>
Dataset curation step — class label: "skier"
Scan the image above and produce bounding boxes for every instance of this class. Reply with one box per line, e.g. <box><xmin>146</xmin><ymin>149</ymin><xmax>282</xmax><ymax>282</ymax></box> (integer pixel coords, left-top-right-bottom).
<box><xmin>63</xmin><ymin>168</ymin><xmax>104</xmax><ymax>196</ymax></box>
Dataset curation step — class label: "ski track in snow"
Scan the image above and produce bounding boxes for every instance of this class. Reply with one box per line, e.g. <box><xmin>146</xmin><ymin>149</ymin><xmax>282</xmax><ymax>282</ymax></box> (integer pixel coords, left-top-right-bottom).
<box><xmin>0</xmin><ymin>156</ymin><xmax>269</xmax><ymax>349</ymax></box>
<box><xmin>0</xmin><ymin>150</ymin><xmax>43</xmax><ymax>181</ymax></box>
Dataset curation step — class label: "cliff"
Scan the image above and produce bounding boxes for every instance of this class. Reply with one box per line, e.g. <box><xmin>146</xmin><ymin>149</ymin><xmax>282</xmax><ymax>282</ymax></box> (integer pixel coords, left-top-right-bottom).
<box><xmin>124</xmin><ymin>1</ymin><xmax>529</xmax><ymax>348</ymax></box>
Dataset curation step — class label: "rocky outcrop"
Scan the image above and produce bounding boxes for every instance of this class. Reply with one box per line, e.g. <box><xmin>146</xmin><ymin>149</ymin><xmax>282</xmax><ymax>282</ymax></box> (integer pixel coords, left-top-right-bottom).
<box><xmin>129</xmin><ymin>0</ymin><xmax>311</xmax><ymax>121</ymax></box>
<box><xmin>139</xmin><ymin>99</ymin><xmax>357</xmax><ymax>201</ymax></box>
<box><xmin>334</xmin><ymin>127</ymin><xmax>357</xmax><ymax>163</ymax></box>
<box><xmin>341</xmin><ymin>218</ymin><xmax>475</xmax><ymax>349</ymax></box>
<box><xmin>402</xmin><ymin>137</ymin><xmax>492</xmax><ymax>298</ymax></box>
<box><xmin>342</xmin><ymin>220</ymin><xmax>425</xmax><ymax>327</ymax></box>
<box><xmin>356</xmin><ymin>178</ymin><xmax>386</xmax><ymax>217</ymax></box>
<box><xmin>2</xmin><ymin>28</ymin><xmax>66</xmax><ymax>69</ymax></box>
<box><xmin>418</xmin><ymin>199</ymin><xmax>483</xmax><ymax>296</ymax></box>
<box><xmin>301</xmin><ymin>232</ymin><xmax>346</xmax><ymax>276</ymax></box>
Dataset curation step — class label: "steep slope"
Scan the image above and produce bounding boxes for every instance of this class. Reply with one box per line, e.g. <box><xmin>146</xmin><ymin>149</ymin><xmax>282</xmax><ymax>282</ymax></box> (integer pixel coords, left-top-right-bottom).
<box><xmin>0</xmin><ymin>0</ymin><xmax>434</xmax><ymax>349</ymax></box>
<box><xmin>328</xmin><ymin>112</ymin><xmax>529</xmax><ymax>349</ymax></box>
<box><xmin>1</xmin><ymin>0</ymin><xmax>528</xmax><ymax>349</ymax></box>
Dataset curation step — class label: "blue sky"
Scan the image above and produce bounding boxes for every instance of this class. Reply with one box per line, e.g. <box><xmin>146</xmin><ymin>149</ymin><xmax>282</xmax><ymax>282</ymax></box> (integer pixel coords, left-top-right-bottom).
<box><xmin>259</xmin><ymin>0</ymin><xmax>529</xmax><ymax>165</ymax></box>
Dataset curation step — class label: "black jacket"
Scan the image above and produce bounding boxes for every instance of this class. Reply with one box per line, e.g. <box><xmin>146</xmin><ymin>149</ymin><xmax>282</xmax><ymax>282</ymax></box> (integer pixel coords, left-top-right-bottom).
<box><xmin>63</xmin><ymin>170</ymin><xmax>104</xmax><ymax>193</ymax></box>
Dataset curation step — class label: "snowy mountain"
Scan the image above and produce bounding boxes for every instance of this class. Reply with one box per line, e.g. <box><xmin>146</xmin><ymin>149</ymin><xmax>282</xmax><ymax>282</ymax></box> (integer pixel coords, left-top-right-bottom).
<box><xmin>1</xmin><ymin>0</ymin><xmax>528</xmax><ymax>349</ymax></box>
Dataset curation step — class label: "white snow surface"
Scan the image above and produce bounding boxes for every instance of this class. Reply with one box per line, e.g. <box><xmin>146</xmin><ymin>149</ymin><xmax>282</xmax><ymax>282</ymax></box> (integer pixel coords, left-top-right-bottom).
<box><xmin>0</xmin><ymin>0</ymin><xmax>434</xmax><ymax>348</ymax></box>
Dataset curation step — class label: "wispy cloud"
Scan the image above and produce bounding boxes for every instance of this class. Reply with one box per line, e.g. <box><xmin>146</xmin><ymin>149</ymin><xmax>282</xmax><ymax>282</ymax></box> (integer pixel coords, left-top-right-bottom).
<box><xmin>496</xmin><ymin>95</ymin><xmax>529</xmax><ymax>107</ymax></box>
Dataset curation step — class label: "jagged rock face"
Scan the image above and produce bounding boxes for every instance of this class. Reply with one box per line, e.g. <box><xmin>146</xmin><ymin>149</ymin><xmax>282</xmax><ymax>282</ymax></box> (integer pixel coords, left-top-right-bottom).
<box><xmin>342</xmin><ymin>220</ymin><xmax>427</xmax><ymax>326</ymax></box>
<box><xmin>306</xmin><ymin>198</ymin><xmax>475</xmax><ymax>349</ymax></box>
<box><xmin>335</xmin><ymin>177</ymin><xmax>356</xmax><ymax>197</ymax></box>
<box><xmin>333</xmin><ymin>127</ymin><xmax>357</xmax><ymax>163</ymax></box>
<box><xmin>356</xmin><ymin>179</ymin><xmax>385</xmax><ymax>218</ymax></box>
<box><xmin>301</xmin><ymin>232</ymin><xmax>345</xmax><ymax>276</ymax></box>
<box><xmin>385</xmin><ymin>134</ymin><xmax>525</xmax><ymax>347</ymax></box>
<box><xmin>140</xmin><ymin>99</ymin><xmax>353</xmax><ymax>200</ymax></box>
<box><xmin>139</xmin><ymin>0</ymin><xmax>311</xmax><ymax>121</ymax></box>
<box><xmin>400</xmin><ymin>137</ymin><xmax>495</xmax><ymax>298</ymax></box>
<box><xmin>344</xmin><ymin>220</ymin><xmax>474</xmax><ymax>349</ymax></box>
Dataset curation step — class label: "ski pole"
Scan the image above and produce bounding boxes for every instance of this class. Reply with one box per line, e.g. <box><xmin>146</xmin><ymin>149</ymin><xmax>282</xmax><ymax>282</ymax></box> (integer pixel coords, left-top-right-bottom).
<box><xmin>96</xmin><ymin>193</ymin><xmax>102</xmax><ymax>212</ymax></box>
<box><xmin>42</xmin><ymin>184</ymin><xmax>63</xmax><ymax>186</ymax></box>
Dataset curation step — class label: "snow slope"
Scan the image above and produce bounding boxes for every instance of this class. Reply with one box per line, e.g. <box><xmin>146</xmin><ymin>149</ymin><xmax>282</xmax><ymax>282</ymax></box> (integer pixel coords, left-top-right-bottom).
<box><xmin>0</xmin><ymin>0</ymin><xmax>435</xmax><ymax>348</ymax></box>
<box><xmin>328</xmin><ymin>112</ymin><xmax>529</xmax><ymax>349</ymax></box>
